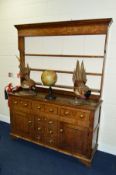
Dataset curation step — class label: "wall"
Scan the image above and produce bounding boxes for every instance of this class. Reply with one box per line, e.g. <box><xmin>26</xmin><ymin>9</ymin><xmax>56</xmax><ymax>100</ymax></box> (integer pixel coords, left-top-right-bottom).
<box><xmin>0</xmin><ymin>0</ymin><xmax>116</xmax><ymax>155</ymax></box>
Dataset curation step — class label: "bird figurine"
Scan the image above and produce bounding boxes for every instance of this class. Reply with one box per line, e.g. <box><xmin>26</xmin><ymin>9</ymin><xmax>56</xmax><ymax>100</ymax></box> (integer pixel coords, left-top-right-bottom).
<box><xmin>16</xmin><ymin>56</ymin><xmax>35</xmax><ymax>89</ymax></box>
<box><xmin>73</xmin><ymin>60</ymin><xmax>91</xmax><ymax>99</ymax></box>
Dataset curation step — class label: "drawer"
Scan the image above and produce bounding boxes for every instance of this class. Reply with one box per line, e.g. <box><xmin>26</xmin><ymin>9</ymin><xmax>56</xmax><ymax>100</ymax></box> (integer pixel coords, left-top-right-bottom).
<box><xmin>60</xmin><ymin>108</ymin><xmax>77</xmax><ymax>125</ymax></box>
<box><xmin>46</xmin><ymin>128</ymin><xmax>57</xmax><ymax>138</ymax></box>
<box><xmin>60</xmin><ymin>108</ymin><xmax>76</xmax><ymax>117</ymax></box>
<box><xmin>45</xmin><ymin>137</ymin><xmax>57</xmax><ymax>147</ymax></box>
<box><xmin>35</xmin><ymin>116</ymin><xmax>43</xmax><ymax>124</ymax></box>
<box><xmin>35</xmin><ymin>125</ymin><xmax>44</xmax><ymax>133</ymax></box>
<box><xmin>35</xmin><ymin>134</ymin><xmax>43</xmax><ymax>143</ymax></box>
<box><xmin>10</xmin><ymin>97</ymin><xmax>20</xmax><ymax>108</ymax></box>
<box><xmin>77</xmin><ymin>111</ymin><xmax>90</xmax><ymax>128</ymax></box>
<box><xmin>60</xmin><ymin>107</ymin><xmax>90</xmax><ymax>128</ymax></box>
<box><xmin>11</xmin><ymin>97</ymin><xmax>31</xmax><ymax>112</ymax></box>
<box><xmin>32</xmin><ymin>101</ymin><xmax>45</xmax><ymax>113</ymax></box>
<box><xmin>45</xmin><ymin>104</ymin><xmax>58</xmax><ymax>115</ymax></box>
<box><xmin>35</xmin><ymin>124</ymin><xmax>47</xmax><ymax>139</ymax></box>
<box><xmin>46</xmin><ymin>118</ymin><xmax>57</xmax><ymax>130</ymax></box>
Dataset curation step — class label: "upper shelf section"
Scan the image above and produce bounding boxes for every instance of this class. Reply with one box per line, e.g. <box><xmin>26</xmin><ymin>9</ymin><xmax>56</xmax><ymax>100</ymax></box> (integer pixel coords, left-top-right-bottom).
<box><xmin>15</xmin><ymin>18</ymin><xmax>113</xmax><ymax>36</ymax></box>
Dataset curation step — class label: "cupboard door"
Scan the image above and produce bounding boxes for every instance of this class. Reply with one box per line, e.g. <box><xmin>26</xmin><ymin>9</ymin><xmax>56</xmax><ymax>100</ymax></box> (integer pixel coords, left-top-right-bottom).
<box><xmin>59</xmin><ymin>122</ymin><xmax>74</xmax><ymax>152</ymax></box>
<box><xmin>72</xmin><ymin>128</ymin><xmax>89</xmax><ymax>156</ymax></box>
<box><xmin>59</xmin><ymin>122</ymin><xmax>89</xmax><ymax>156</ymax></box>
<box><xmin>10</xmin><ymin>111</ymin><xmax>34</xmax><ymax>139</ymax></box>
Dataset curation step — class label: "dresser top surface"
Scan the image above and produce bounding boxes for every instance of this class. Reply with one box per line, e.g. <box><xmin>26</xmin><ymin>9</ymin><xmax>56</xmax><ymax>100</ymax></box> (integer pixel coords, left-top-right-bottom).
<box><xmin>9</xmin><ymin>90</ymin><xmax>102</xmax><ymax>111</ymax></box>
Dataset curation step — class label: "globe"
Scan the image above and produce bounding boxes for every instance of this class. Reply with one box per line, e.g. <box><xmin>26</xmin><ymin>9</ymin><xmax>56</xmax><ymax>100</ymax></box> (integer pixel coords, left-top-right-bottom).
<box><xmin>41</xmin><ymin>70</ymin><xmax>57</xmax><ymax>100</ymax></box>
<box><xmin>41</xmin><ymin>70</ymin><xmax>57</xmax><ymax>86</ymax></box>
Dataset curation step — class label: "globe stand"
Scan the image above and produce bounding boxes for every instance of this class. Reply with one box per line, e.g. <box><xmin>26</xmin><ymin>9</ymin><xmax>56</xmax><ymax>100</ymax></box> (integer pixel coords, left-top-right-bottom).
<box><xmin>45</xmin><ymin>86</ymin><xmax>56</xmax><ymax>100</ymax></box>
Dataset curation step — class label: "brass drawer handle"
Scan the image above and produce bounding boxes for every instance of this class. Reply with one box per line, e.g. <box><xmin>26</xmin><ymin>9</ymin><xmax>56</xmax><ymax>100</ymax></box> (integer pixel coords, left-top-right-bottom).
<box><xmin>49</xmin><ymin>130</ymin><xmax>53</xmax><ymax>134</ymax></box>
<box><xmin>14</xmin><ymin>101</ymin><xmax>18</xmax><ymax>104</ymax></box>
<box><xmin>64</xmin><ymin>111</ymin><xmax>69</xmax><ymax>115</ymax></box>
<box><xmin>80</xmin><ymin>114</ymin><xmax>84</xmax><ymax>118</ymax></box>
<box><xmin>60</xmin><ymin>129</ymin><xmax>63</xmax><ymax>133</ymax></box>
<box><xmin>37</xmin><ymin>106</ymin><xmax>41</xmax><ymax>109</ymax></box>
<box><xmin>49</xmin><ymin>108</ymin><xmax>54</xmax><ymax>112</ymax></box>
<box><xmin>24</xmin><ymin>103</ymin><xmax>28</xmax><ymax>106</ymax></box>
<box><xmin>28</xmin><ymin>120</ymin><xmax>32</xmax><ymax>124</ymax></box>
<box><xmin>48</xmin><ymin>121</ymin><xmax>53</xmax><ymax>124</ymax></box>
<box><xmin>37</xmin><ymin>118</ymin><xmax>41</xmax><ymax>121</ymax></box>
<box><xmin>38</xmin><ymin>127</ymin><xmax>41</xmax><ymax>131</ymax></box>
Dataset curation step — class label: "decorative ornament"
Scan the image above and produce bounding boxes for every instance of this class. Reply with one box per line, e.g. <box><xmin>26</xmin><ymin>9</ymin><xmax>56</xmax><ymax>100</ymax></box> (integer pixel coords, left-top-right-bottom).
<box><xmin>41</xmin><ymin>70</ymin><xmax>57</xmax><ymax>100</ymax></box>
<box><xmin>73</xmin><ymin>60</ymin><xmax>91</xmax><ymax>100</ymax></box>
<box><xmin>16</xmin><ymin>56</ymin><xmax>35</xmax><ymax>89</ymax></box>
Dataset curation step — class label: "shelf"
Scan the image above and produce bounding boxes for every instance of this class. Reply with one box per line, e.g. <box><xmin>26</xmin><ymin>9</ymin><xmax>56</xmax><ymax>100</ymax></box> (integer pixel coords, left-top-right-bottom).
<box><xmin>36</xmin><ymin>82</ymin><xmax>100</xmax><ymax>93</ymax></box>
<box><xmin>16</xmin><ymin>18</ymin><xmax>112</xmax><ymax>98</ymax></box>
<box><xmin>30</xmin><ymin>68</ymin><xmax>102</xmax><ymax>77</ymax></box>
<box><xmin>25</xmin><ymin>53</ymin><xmax>104</xmax><ymax>59</ymax></box>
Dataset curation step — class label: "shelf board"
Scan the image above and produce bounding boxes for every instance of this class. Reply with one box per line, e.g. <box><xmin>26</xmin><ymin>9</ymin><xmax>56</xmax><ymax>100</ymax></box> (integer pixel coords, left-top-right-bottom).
<box><xmin>30</xmin><ymin>68</ymin><xmax>102</xmax><ymax>77</ymax></box>
<box><xmin>36</xmin><ymin>82</ymin><xmax>100</xmax><ymax>93</ymax></box>
<box><xmin>25</xmin><ymin>53</ymin><xmax>104</xmax><ymax>59</ymax></box>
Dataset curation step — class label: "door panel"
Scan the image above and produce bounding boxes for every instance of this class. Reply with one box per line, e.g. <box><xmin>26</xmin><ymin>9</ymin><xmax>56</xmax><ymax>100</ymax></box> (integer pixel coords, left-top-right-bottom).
<box><xmin>59</xmin><ymin>122</ymin><xmax>74</xmax><ymax>152</ymax></box>
<box><xmin>73</xmin><ymin>129</ymin><xmax>89</xmax><ymax>155</ymax></box>
<box><xmin>11</xmin><ymin>111</ymin><xmax>33</xmax><ymax>139</ymax></box>
<box><xmin>59</xmin><ymin>122</ymin><xmax>89</xmax><ymax>155</ymax></box>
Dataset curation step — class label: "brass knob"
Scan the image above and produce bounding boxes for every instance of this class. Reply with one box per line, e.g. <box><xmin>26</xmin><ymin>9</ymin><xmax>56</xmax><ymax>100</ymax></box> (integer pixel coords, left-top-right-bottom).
<box><xmin>14</xmin><ymin>101</ymin><xmax>18</xmax><ymax>104</ymax></box>
<box><xmin>38</xmin><ymin>127</ymin><xmax>41</xmax><ymax>131</ymax></box>
<box><xmin>49</xmin><ymin>108</ymin><xmax>53</xmax><ymax>112</ymax></box>
<box><xmin>37</xmin><ymin>106</ymin><xmax>41</xmax><ymax>109</ymax></box>
<box><xmin>28</xmin><ymin>121</ymin><xmax>32</xmax><ymax>124</ymax></box>
<box><xmin>80</xmin><ymin>114</ymin><xmax>84</xmax><ymax>118</ymax></box>
<box><xmin>37</xmin><ymin>118</ymin><xmax>41</xmax><ymax>121</ymax></box>
<box><xmin>65</xmin><ymin>111</ymin><xmax>69</xmax><ymax>115</ymax></box>
<box><xmin>60</xmin><ymin>129</ymin><xmax>63</xmax><ymax>133</ymax></box>
<box><xmin>49</xmin><ymin>130</ymin><xmax>53</xmax><ymax>134</ymax></box>
<box><xmin>24</xmin><ymin>103</ymin><xmax>28</xmax><ymax>106</ymax></box>
<box><xmin>48</xmin><ymin>121</ymin><xmax>53</xmax><ymax>124</ymax></box>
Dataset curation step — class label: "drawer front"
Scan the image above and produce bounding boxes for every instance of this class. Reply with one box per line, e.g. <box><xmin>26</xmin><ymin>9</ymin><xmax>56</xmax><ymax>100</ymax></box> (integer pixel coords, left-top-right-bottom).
<box><xmin>11</xmin><ymin>97</ymin><xmax>31</xmax><ymax>112</ymax></box>
<box><xmin>60</xmin><ymin>107</ymin><xmax>90</xmax><ymax>128</ymax></box>
<box><xmin>60</xmin><ymin>108</ymin><xmax>76</xmax><ymax>117</ymax></box>
<box><xmin>46</xmin><ymin>118</ymin><xmax>57</xmax><ymax>131</ymax></box>
<box><xmin>45</xmin><ymin>104</ymin><xmax>58</xmax><ymax>115</ymax></box>
<box><xmin>35</xmin><ymin>134</ymin><xmax>43</xmax><ymax>143</ymax></box>
<box><xmin>35</xmin><ymin>115</ymin><xmax>43</xmax><ymax>125</ymax></box>
<box><xmin>45</xmin><ymin>137</ymin><xmax>57</xmax><ymax>147</ymax></box>
<box><xmin>77</xmin><ymin>111</ymin><xmax>90</xmax><ymax>128</ymax></box>
<box><xmin>32</xmin><ymin>101</ymin><xmax>45</xmax><ymax>113</ymax></box>
<box><xmin>35</xmin><ymin>124</ymin><xmax>44</xmax><ymax>133</ymax></box>
<box><xmin>46</xmin><ymin>128</ymin><xmax>57</xmax><ymax>138</ymax></box>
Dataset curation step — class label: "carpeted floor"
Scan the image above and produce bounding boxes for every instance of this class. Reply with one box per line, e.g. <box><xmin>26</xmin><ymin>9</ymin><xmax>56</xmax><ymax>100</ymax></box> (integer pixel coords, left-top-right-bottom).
<box><xmin>0</xmin><ymin>121</ymin><xmax>116</xmax><ymax>175</ymax></box>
